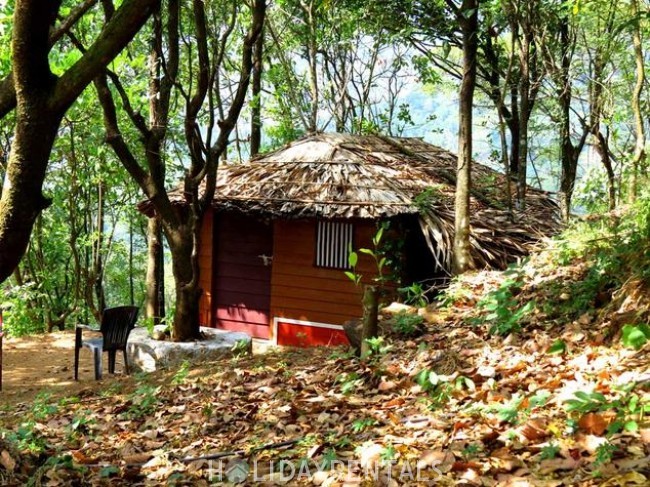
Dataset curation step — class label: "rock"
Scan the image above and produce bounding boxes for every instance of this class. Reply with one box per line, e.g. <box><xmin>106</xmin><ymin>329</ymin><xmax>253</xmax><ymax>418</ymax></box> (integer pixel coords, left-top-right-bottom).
<box><xmin>381</xmin><ymin>302</ymin><xmax>417</xmax><ymax>316</ymax></box>
<box><xmin>152</xmin><ymin>329</ymin><xmax>168</xmax><ymax>341</ymax></box>
<box><xmin>127</xmin><ymin>326</ymin><xmax>251</xmax><ymax>372</ymax></box>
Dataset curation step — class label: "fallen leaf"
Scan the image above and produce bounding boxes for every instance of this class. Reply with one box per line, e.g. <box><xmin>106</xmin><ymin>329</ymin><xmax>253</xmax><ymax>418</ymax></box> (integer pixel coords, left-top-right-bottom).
<box><xmin>122</xmin><ymin>452</ymin><xmax>154</xmax><ymax>465</ymax></box>
<box><xmin>518</xmin><ymin>418</ymin><xmax>549</xmax><ymax>442</ymax></box>
<box><xmin>600</xmin><ymin>472</ymin><xmax>648</xmax><ymax>486</ymax></box>
<box><xmin>417</xmin><ymin>450</ymin><xmax>454</xmax><ymax>473</ymax></box>
<box><xmin>0</xmin><ymin>450</ymin><xmax>16</xmax><ymax>472</ymax></box>
<box><xmin>538</xmin><ymin>456</ymin><xmax>583</xmax><ymax>474</ymax></box>
<box><xmin>71</xmin><ymin>450</ymin><xmax>97</xmax><ymax>465</ymax></box>
<box><xmin>357</xmin><ymin>443</ymin><xmax>383</xmax><ymax>469</ymax></box>
<box><xmin>378</xmin><ymin>380</ymin><xmax>397</xmax><ymax>392</ymax></box>
<box><xmin>578</xmin><ymin>412</ymin><xmax>609</xmax><ymax>436</ymax></box>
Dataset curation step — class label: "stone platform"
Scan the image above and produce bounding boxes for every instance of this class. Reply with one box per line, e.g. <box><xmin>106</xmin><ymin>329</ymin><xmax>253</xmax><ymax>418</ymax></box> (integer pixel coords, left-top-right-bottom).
<box><xmin>126</xmin><ymin>326</ymin><xmax>251</xmax><ymax>372</ymax></box>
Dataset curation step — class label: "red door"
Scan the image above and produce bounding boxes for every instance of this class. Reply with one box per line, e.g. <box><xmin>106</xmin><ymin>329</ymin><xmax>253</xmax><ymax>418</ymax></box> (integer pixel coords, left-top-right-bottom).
<box><xmin>213</xmin><ymin>214</ymin><xmax>273</xmax><ymax>339</ymax></box>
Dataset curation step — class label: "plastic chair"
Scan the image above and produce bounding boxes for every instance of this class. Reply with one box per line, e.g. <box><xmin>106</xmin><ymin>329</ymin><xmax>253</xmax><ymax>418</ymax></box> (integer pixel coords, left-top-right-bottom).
<box><xmin>74</xmin><ymin>306</ymin><xmax>139</xmax><ymax>380</ymax></box>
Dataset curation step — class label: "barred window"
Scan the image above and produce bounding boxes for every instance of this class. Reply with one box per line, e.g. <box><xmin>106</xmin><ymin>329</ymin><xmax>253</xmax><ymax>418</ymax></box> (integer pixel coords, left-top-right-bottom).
<box><xmin>315</xmin><ymin>221</ymin><xmax>354</xmax><ymax>269</ymax></box>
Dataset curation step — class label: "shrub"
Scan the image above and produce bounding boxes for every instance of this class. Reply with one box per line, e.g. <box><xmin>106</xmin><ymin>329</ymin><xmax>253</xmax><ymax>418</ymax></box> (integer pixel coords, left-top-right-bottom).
<box><xmin>392</xmin><ymin>311</ymin><xmax>424</xmax><ymax>337</ymax></box>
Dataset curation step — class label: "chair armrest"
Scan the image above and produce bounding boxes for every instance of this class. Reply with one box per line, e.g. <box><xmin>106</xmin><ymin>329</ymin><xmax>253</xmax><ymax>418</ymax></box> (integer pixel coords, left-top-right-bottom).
<box><xmin>75</xmin><ymin>324</ymin><xmax>100</xmax><ymax>349</ymax></box>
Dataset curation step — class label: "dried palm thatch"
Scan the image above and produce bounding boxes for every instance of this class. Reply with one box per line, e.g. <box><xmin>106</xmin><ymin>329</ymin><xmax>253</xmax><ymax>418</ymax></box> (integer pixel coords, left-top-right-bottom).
<box><xmin>144</xmin><ymin>133</ymin><xmax>560</xmax><ymax>273</ymax></box>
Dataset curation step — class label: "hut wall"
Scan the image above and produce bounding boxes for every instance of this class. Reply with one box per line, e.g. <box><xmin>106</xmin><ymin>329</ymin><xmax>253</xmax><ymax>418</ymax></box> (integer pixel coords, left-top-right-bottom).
<box><xmin>198</xmin><ymin>208</ymin><xmax>215</xmax><ymax>327</ymax></box>
<box><xmin>210</xmin><ymin>212</ymin><xmax>274</xmax><ymax>338</ymax></box>
<box><xmin>269</xmin><ymin>218</ymin><xmax>377</xmax><ymax>346</ymax></box>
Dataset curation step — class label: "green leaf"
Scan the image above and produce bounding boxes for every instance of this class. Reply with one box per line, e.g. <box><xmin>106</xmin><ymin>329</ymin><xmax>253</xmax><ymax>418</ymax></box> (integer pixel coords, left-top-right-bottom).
<box><xmin>358</xmin><ymin>248</ymin><xmax>374</xmax><ymax>256</ymax></box>
<box><xmin>621</xmin><ymin>324</ymin><xmax>650</xmax><ymax>350</ymax></box>
<box><xmin>565</xmin><ymin>399</ymin><xmax>585</xmax><ymax>412</ymax></box>
<box><xmin>624</xmin><ymin>420</ymin><xmax>639</xmax><ymax>432</ymax></box>
<box><xmin>373</xmin><ymin>227</ymin><xmax>384</xmax><ymax>246</ymax></box>
<box><xmin>607</xmin><ymin>420</ymin><xmax>624</xmax><ymax>435</ymax></box>
<box><xmin>348</xmin><ymin>251</ymin><xmax>358</xmax><ymax>268</ymax></box>
<box><xmin>344</xmin><ymin>271</ymin><xmax>358</xmax><ymax>284</ymax></box>
<box><xmin>547</xmin><ymin>339</ymin><xmax>567</xmax><ymax>355</ymax></box>
<box><xmin>100</xmin><ymin>466</ymin><xmax>120</xmax><ymax>478</ymax></box>
<box><xmin>574</xmin><ymin>391</ymin><xmax>593</xmax><ymax>402</ymax></box>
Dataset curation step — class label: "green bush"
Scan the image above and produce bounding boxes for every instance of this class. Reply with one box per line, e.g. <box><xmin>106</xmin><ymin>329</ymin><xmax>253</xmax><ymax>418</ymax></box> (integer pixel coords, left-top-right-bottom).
<box><xmin>473</xmin><ymin>271</ymin><xmax>535</xmax><ymax>336</ymax></box>
<box><xmin>392</xmin><ymin>311</ymin><xmax>424</xmax><ymax>337</ymax></box>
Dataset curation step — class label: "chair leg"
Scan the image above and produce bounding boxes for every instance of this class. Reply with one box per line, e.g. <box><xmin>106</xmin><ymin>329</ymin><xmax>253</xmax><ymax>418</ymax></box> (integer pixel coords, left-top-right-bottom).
<box><xmin>93</xmin><ymin>347</ymin><xmax>103</xmax><ymax>380</ymax></box>
<box><xmin>108</xmin><ymin>350</ymin><xmax>116</xmax><ymax>374</ymax></box>
<box><xmin>123</xmin><ymin>349</ymin><xmax>130</xmax><ymax>375</ymax></box>
<box><xmin>74</xmin><ymin>345</ymin><xmax>80</xmax><ymax>381</ymax></box>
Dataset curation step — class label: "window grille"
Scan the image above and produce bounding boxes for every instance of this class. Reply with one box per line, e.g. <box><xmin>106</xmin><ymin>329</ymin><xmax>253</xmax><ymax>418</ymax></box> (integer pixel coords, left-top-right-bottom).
<box><xmin>315</xmin><ymin>221</ymin><xmax>354</xmax><ymax>269</ymax></box>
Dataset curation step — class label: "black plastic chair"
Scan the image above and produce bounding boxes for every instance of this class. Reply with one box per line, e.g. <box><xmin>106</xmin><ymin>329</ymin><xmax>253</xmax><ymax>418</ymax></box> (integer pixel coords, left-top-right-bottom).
<box><xmin>74</xmin><ymin>306</ymin><xmax>139</xmax><ymax>380</ymax></box>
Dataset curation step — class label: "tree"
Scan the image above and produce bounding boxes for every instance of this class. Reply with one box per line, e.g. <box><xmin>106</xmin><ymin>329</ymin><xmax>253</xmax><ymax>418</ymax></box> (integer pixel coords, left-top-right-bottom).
<box><xmin>629</xmin><ymin>0</ymin><xmax>646</xmax><ymax>202</ymax></box>
<box><xmin>451</xmin><ymin>0</ymin><xmax>479</xmax><ymax>274</ymax></box>
<box><xmin>535</xmin><ymin>1</ymin><xmax>589</xmax><ymax>221</ymax></box>
<box><xmin>0</xmin><ymin>0</ymin><xmax>158</xmax><ymax>284</ymax></box>
<box><xmin>94</xmin><ymin>0</ymin><xmax>266</xmax><ymax>341</ymax></box>
<box><xmin>582</xmin><ymin>0</ymin><xmax>619</xmax><ymax>210</ymax></box>
<box><xmin>265</xmin><ymin>0</ymin><xmax>415</xmax><ymax>144</ymax></box>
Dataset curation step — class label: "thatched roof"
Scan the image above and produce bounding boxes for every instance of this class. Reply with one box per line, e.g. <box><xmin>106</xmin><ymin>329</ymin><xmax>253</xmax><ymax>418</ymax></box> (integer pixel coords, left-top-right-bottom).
<box><xmin>147</xmin><ymin>133</ymin><xmax>560</xmax><ymax>271</ymax></box>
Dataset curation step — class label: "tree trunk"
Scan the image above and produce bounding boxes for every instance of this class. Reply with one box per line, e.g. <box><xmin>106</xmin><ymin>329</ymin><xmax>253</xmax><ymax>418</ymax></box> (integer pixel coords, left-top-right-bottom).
<box><xmin>497</xmin><ymin>111</ymin><xmax>513</xmax><ymax>215</ymax></box>
<box><xmin>629</xmin><ymin>0</ymin><xmax>645</xmax><ymax>203</ymax></box>
<box><xmin>452</xmin><ymin>0</ymin><xmax>478</xmax><ymax>275</ymax></box>
<box><xmin>556</xmin><ymin>15</ymin><xmax>587</xmax><ymax>222</ymax></box>
<box><xmin>595</xmin><ymin>131</ymin><xmax>616</xmax><ymax>210</ymax></box>
<box><xmin>0</xmin><ymin>0</ymin><xmax>157</xmax><ymax>284</ymax></box>
<box><xmin>360</xmin><ymin>285</ymin><xmax>379</xmax><ymax>358</ymax></box>
<box><xmin>146</xmin><ymin>215</ymin><xmax>165</xmax><ymax>324</ymax></box>
<box><xmin>508</xmin><ymin>88</ymin><xmax>520</xmax><ymax>176</ymax></box>
<box><xmin>250</xmin><ymin>26</ymin><xmax>264</xmax><ymax>157</ymax></box>
<box><xmin>93</xmin><ymin>179</ymin><xmax>106</xmax><ymax>312</ymax></box>
<box><xmin>516</xmin><ymin>30</ymin><xmax>531</xmax><ymax>209</ymax></box>
<box><xmin>167</xmin><ymin>223</ymin><xmax>202</xmax><ymax>341</ymax></box>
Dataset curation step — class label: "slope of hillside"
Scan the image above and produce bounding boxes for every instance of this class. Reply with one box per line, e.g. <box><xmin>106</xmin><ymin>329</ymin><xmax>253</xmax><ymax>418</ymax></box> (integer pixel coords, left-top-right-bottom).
<box><xmin>1</xmin><ymin>204</ymin><xmax>649</xmax><ymax>486</ymax></box>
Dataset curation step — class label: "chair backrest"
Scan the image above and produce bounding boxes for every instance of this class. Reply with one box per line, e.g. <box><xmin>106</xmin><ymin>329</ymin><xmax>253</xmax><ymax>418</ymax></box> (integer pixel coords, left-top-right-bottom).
<box><xmin>100</xmin><ymin>306</ymin><xmax>139</xmax><ymax>350</ymax></box>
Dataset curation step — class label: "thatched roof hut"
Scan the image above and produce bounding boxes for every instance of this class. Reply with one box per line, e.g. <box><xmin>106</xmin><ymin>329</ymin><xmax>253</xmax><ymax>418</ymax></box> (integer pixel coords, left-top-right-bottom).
<box><xmin>141</xmin><ymin>133</ymin><xmax>559</xmax><ymax>346</ymax></box>
<box><xmin>158</xmin><ymin>132</ymin><xmax>559</xmax><ymax>272</ymax></box>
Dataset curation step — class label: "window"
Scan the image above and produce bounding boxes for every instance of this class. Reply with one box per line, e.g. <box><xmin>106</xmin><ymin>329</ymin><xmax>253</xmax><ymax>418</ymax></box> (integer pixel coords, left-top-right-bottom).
<box><xmin>315</xmin><ymin>221</ymin><xmax>354</xmax><ymax>269</ymax></box>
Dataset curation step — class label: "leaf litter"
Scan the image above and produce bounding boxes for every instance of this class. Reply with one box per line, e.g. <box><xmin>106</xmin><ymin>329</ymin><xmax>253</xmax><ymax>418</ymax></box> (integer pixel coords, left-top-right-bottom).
<box><xmin>1</xmin><ymin>234</ymin><xmax>649</xmax><ymax>486</ymax></box>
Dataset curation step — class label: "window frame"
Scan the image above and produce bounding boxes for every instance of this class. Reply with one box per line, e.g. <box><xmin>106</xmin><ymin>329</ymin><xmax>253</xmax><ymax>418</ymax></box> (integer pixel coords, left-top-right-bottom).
<box><xmin>314</xmin><ymin>220</ymin><xmax>355</xmax><ymax>270</ymax></box>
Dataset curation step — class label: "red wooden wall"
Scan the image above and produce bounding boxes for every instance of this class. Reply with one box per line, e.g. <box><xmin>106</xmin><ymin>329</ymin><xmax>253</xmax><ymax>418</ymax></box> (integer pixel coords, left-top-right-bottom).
<box><xmin>269</xmin><ymin>219</ymin><xmax>376</xmax><ymax>345</ymax></box>
<box><xmin>198</xmin><ymin>213</ymin><xmax>379</xmax><ymax>346</ymax></box>
<box><xmin>213</xmin><ymin>213</ymin><xmax>273</xmax><ymax>338</ymax></box>
<box><xmin>198</xmin><ymin>209</ymin><xmax>214</xmax><ymax>327</ymax></box>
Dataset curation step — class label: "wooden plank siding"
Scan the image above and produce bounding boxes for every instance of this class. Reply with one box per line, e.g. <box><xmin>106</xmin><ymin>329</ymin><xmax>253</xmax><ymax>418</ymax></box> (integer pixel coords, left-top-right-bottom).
<box><xmin>212</xmin><ymin>213</ymin><xmax>273</xmax><ymax>339</ymax></box>
<box><xmin>269</xmin><ymin>219</ymin><xmax>378</xmax><ymax>341</ymax></box>
<box><xmin>199</xmin><ymin>213</ymin><xmax>383</xmax><ymax>346</ymax></box>
<box><xmin>197</xmin><ymin>209</ymin><xmax>214</xmax><ymax>327</ymax></box>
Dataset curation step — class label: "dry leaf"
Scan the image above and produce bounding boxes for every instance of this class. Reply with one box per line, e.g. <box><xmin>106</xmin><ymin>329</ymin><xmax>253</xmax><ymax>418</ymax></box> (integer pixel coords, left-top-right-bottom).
<box><xmin>518</xmin><ymin>418</ymin><xmax>549</xmax><ymax>442</ymax></box>
<box><xmin>378</xmin><ymin>380</ymin><xmax>397</xmax><ymax>392</ymax></box>
<box><xmin>0</xmin><ymin>450</ymin><xmax>16</xmax><ymax>472</ymax></box>
<box><xmin>578</xmin><ymin>412</ymin><xmax>609</xmax><ymax>436</ymax></box>
<box><xmin>538</xmin><ymin>457</ymin><xmax>583</xmax><ymax>474</ymax></box>
<box><xmin>417</xmin><ymin>450</ymin><xmax>454</xmax><ymax>473</ymax></box>
<box><xmin>600</xmin><ymin>472</ymin><xmax>648</xmax><ymax>486</ymax></box>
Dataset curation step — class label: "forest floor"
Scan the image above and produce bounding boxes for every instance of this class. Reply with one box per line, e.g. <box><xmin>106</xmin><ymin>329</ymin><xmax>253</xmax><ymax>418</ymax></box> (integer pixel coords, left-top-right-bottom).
<box><xmin>1</xmin><ymin>211</ymin><xmax>650</xmax><ymax>486</ymax></box>
<box><xmin>1</xmin><ymin>331</ymin><xmax>128</xmax><ymax>406</ymax></box>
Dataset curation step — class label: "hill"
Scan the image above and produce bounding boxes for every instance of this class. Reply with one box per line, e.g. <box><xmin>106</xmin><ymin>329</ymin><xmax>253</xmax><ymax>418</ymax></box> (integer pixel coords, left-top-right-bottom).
<box><xmin>1</xmin><ymin>203</ymin><xmax>649</xmax><ymax>485</ymax></box>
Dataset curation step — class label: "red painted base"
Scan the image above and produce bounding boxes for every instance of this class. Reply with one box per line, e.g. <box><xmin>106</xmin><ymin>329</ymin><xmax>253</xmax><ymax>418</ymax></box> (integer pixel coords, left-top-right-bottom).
<box><xmin>276</xmin><ymin>321</ymin><xmax>350</xmax><ymax>347</ymax></box>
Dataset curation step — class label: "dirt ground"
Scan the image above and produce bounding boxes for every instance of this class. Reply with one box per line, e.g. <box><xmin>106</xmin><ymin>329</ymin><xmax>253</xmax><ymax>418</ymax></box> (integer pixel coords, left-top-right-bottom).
<box><xmin>0</xmin><ymin>330</ymin><xmax>131</xmax><ymax>408</ymax></box>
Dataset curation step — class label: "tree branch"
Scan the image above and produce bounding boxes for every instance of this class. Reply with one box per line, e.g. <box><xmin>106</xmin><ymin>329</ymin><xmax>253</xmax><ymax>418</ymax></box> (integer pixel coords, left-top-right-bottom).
<box><xmin>51</xmin><ymin>0</ymin><xmax>159</xmax><ymax>113</ymax></box>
